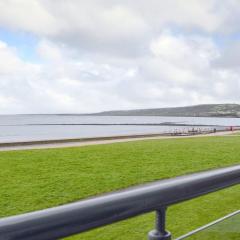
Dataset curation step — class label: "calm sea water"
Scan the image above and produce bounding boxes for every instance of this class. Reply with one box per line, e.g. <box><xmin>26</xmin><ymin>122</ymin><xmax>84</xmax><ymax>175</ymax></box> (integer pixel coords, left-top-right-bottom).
<box><xmin>0</xmin><ymin>115</ymin><xmax>239</xmax><ymax>143</ymax></box>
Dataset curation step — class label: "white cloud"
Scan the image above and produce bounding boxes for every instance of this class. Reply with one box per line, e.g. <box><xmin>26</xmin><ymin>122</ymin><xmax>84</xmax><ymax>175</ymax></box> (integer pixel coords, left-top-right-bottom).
<box><xmin>0</xmin><ymin>0</ymin><xmax>59</xmax><ymax>35</ymax></box>
<box><xmin>1</xmin><ymin>1</ymin><xmax>239</xmax><ymax>34</ymax></box>
<box><xmin>1</xmin><ymin>0</ymin><xmax>240</xmax><ymax>56</ymax></box>
<box><xmin>0</xmin><ymin>41</ymin><xmax>23</xmax><ymax>74</ymax></box>
<box><xmin>37</xmin><ymin>40</ymin><xmax>63</xmax><ymax>62</ymax></box>
<box><xmin>0</xmin><ymin>1</ymin><xmax>240</xmax><ymax>113</ymax></box>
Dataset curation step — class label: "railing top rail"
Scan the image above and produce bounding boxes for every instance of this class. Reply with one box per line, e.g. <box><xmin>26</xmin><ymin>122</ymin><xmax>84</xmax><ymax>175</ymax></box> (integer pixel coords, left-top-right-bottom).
<box><xmin>1</xmin><ymin>165</ymin><xmax>240</xmax><ymax>240</ymax></box>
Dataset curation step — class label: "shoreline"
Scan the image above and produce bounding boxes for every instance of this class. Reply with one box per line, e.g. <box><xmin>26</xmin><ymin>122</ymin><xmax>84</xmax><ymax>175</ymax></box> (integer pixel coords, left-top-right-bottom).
<box><xmin>0</xmin><ymin>130</ymin><xmax>239</xmax><ymax>151</ymax></box>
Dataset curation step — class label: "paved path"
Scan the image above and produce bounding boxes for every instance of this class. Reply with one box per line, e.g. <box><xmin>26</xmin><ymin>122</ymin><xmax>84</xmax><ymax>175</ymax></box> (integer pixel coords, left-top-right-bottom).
<box><xmin>0</xmin><ymin>130</ymin><xmax>239</xmax><ymax>152</ymax></box>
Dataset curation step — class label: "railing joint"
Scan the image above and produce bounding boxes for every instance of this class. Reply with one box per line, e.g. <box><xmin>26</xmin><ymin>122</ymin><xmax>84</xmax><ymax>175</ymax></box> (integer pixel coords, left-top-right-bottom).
<box><xmin>148</xmin><ymin>207</ymin><xmax>171</xmax><ymax>240</ymax></box>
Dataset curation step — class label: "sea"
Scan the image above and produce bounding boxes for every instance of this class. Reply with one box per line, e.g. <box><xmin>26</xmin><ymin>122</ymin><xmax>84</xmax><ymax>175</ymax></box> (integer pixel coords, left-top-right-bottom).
<box><xmin>0</xmin><ymin>115</ymin><xmax>239</xmax><ymax>143</ymax></box>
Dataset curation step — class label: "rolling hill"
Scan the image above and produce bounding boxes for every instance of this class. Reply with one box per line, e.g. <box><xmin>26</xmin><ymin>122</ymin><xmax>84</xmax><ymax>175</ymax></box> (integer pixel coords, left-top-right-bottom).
<box><xmin>94</xmin><ymin>104</ymin><xmax>240</xmax><ymax>117</ymax></box>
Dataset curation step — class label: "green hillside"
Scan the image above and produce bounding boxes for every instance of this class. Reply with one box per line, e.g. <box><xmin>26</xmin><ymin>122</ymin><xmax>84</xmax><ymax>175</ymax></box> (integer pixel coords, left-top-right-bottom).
<box><xmin>95</xmin><ymin>104</ymin><xmax>240</xmax><ymax>117</ymax></box>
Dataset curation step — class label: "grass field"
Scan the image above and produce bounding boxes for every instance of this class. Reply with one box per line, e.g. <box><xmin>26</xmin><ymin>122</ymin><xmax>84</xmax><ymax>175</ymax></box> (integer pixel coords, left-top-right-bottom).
<box><xmin>232</xmin><ymin>131</ymin><xmax>240</xmax><ymax>135</ymax></box>
<box><xmin>1</xmin><ymin>136</ymin><xmax>240</xmax><ymax>239</ymax></box>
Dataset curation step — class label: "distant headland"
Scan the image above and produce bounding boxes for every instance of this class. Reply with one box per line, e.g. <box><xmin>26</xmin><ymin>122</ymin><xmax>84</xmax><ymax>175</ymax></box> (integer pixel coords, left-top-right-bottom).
<box><xmin>92</xmin><ymin>104</ymin><xmax>240</xmax><ymax>118</ymax></box>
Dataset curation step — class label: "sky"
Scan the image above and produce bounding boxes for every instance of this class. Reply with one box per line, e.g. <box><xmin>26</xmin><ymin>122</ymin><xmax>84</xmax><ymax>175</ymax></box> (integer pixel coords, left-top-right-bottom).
<box><xmin>0</xmin><ymin>0</ymin><xmax>240</xmax><ymax>114</ymax></box>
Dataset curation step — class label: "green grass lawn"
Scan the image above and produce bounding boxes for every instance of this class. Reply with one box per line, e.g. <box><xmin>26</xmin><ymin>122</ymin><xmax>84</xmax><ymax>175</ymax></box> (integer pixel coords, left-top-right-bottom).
<box><xmin>182</xmin><ymin>211</ymin><xmax>240</xmax><ymax>240</ymax></box>
<box><xmin>0</xmin><ymin>136</ymin><xmax>240</xmax><ymax>239</ymax></box>
<box><xmin>232</xmin><ymin>131</ymin><xmax>240</xmax><ymax>135</ymax></box>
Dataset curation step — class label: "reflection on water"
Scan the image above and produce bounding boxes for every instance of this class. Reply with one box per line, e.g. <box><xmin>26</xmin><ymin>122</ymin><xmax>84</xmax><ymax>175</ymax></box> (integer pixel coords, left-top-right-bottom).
<box><xmin>0</xmin><ymin>115</ymin><xmax>239</xmax><ymax>143</ymax></box>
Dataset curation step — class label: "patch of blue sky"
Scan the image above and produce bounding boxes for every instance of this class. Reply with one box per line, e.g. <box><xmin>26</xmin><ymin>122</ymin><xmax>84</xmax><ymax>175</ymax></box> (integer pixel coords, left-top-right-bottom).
<box><xmin>0</xmin><ymin>27</ymin><xmax>40</xmax><ymax>62</ymax></box>
<box><xmin>207</xmin><ymin>32</ymin><xmax>240</xmax><ymax>48</ymax></box>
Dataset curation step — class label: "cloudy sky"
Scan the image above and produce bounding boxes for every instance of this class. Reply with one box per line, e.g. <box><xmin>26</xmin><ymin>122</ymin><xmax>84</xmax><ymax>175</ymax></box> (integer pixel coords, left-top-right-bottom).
<box><xmin>0</xmin><ymin>0</ymin><xmax>240</xmax><ymax>114</ymax></box>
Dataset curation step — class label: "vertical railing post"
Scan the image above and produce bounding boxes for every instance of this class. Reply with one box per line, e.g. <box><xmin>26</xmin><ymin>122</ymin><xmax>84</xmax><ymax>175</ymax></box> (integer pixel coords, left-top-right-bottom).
<box><xmin>148</xmin><ymin>207</ymin><xmax>171</xmax><ymax>240</ymax></box>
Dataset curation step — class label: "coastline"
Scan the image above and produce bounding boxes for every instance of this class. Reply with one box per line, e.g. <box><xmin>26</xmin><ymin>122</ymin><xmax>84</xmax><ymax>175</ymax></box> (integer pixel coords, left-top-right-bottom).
<box><xmin>0</xmin><ymin>129</ymin><xmax>239</xmax><ymax>152</ymax></box>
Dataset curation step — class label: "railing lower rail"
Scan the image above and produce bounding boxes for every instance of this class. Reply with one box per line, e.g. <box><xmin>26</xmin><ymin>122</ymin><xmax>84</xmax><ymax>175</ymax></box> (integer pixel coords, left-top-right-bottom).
<box><xmin>0</xmin><ymin>165</ymin><xmax>240</xmax><ymax>240</ymax></box>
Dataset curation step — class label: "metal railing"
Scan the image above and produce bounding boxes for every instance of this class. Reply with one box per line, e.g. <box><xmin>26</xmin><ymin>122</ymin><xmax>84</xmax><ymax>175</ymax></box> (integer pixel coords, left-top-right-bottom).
<box><xmin>176</xmin><ymin>210</ymin><xmax>240</xmax><ymax>239</ymax></box>
<box><xmin>0</xmin><ymin>165</ymin><xmax>240</xmax><ymax>240</ymax></box>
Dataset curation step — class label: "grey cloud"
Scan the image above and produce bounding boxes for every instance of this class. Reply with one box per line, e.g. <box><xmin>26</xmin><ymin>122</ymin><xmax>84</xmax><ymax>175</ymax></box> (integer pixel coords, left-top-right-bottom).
<box><xmin>2</xmin><ymin>1</ymin><xmax>240</xmax><ymax>56</ymax></box>
<box><xmin>213</xmin><ymin>42</ymin><xmax>240</xmax><ymax>69</ymax></box>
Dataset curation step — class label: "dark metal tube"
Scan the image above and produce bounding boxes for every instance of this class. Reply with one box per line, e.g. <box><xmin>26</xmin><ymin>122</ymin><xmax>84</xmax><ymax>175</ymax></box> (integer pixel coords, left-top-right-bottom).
<box><xmin>148</xmin><ymin>208</ymin><xmax>171</xmax><ymax>240</ymax></box>
<box><xmin>0</xmin><ymin>165</ymin><xmax>239</xmax><ymax>240</ymax></box>
<box><xmin>156</xmin><ymin>208</ymin><xmax>167</xmax><ymax>234</ymax></box>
